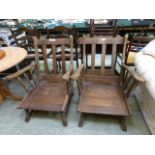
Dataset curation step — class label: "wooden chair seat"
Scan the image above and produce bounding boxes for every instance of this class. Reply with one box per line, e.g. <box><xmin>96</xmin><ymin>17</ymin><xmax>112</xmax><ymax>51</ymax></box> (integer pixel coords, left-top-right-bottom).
<box><xmin>78</xmin><ymin>75</ymin><xmax>131</xmax><ymax>116</ymax></box>
<box><xmin>18</xmin><ymin>75</ymin><xmax>69</xmax><ymax>112</ymax></box>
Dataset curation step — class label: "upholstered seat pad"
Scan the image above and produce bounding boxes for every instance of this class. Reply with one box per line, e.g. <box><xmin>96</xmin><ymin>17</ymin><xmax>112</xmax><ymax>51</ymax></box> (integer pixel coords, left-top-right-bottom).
<box><xmin>18</xmin><ymin>75</ymin><xmax>68</xmax><ymax>112</ymax></box>
<box><xmin>78</xmin><ymin>76</ymin><xmax>130</xmax><ymax>116</ymax></box>
<box><xmin>127</xmin><ymin>51</ymin><xmax>136</xmax><ymax>64</ymax></box>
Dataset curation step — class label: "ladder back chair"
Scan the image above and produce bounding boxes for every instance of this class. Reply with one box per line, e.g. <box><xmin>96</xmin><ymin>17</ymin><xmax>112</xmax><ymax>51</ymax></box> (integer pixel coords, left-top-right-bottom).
<box><xmin>18</xmin><ymin>36</ymin><xmax>74</xmax><ymax>126</ymax></box>
<box><xmin>71</xmin><ymin>35</ymin><xmax>145</xmax><ymax>131</ymax></box>
<box><xmin>10</xmin><ymin>28</ymin><xmax>51</xmax><ymax>66</ymax></box>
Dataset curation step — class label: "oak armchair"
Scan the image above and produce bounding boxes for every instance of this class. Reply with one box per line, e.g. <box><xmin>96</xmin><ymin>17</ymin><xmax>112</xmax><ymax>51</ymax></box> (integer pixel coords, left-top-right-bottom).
<box><xmin>71</xmin><ymin>35</ymin><xmax>145</xmax><ymax>131</ymax></box>
<box><xmin>18</xmin><ymin>36</ymin><xmax>74</xmax><ymax>126</ymax></box>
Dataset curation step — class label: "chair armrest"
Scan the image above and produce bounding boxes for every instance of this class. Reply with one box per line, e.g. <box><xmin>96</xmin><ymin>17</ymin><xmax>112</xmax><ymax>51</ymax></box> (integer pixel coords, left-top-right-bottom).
<box><xmin>3</xmin><ymin>63</ymin><xmax>36</xmax><ymax>80</ymax></box>
<box><xmin>122</xmin><ymin>64</ymin><xmax>146</xmax><ymax>83</ymax></box>
<box><xmin>62</xmin><ymin>63</ymin><xmax>74</xmax><ymax>82</ymax></box>
<box><xmin>71</xmin><ymin>64</ymin><xmax>84</xmax><ymax>80</ymax></box>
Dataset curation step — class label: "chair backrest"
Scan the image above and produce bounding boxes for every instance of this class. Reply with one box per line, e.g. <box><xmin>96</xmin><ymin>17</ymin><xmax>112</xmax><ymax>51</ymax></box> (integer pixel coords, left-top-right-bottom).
<box><xmin>33</xmin><ymin>36</ymin><xmax>73</xmax><ymax>75</ymax></box>
<box><xmin>131</xmin><ymin>36</ymin><xmax>155</xmax><ymax>44</ymax></box>
<box><xmin>24</xmin><ymin>28</ymin><xmax>40</xmax><ymax>39</ymax></box>
<box><xmin>78</xmin><ymin>35</ymin><xmax>127</xmax><ymax>76</ymax></box>
<box><xmin>0</xmin><ymin>37</ymin><xmax>8</xmax><ymax>47</ymax></box>
<box><xmin>89</xmin><ymin>19</ymin><xmax>118</xmax><ymax>37</ymax></box>
<box><xmin>46</xmin><ymin>26</ymin><xmax>71</xmax><ymax>39</ymax></box>
<box><xmin>10</xmin><ymin>28</ymin><xmax>40</xmax><ymax>50</ymax></box>
<box><xmin>10</xmin><ymin>28</ymin><xmax>28</xmax><ymax>49</ymax></box>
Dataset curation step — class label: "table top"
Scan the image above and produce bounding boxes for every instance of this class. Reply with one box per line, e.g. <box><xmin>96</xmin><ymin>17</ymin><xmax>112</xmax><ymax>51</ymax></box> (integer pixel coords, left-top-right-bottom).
<box><xmin>0</xmin><ymin>47</ymin><xmax>27</xmax><ymax>72</ymax></box>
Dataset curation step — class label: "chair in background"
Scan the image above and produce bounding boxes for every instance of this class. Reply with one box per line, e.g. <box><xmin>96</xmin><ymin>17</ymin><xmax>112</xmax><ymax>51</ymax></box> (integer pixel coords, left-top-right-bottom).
<box><xmin>0</xmin><ymin>37</ymin><xmax>8</xmax><ymax>47</ymax></box>
<box><xmin>131</xmin><ymin>35</ymin><xmax>155</xmax><ymax>44</ymax></box>
<box><xmin>89</xmin><ymin>19</ymin><xmax>118</xmax><ymax>37</ymax></box>
<box><xmin>46</xmin><ymin>26</ymin><xmax>71</xmax><ymax>39</ymax></box>
<box><xmin>116</xmin><ymin>35</ymin><xmax>155</xmax><ymax>71</ymax></box>
<box><xmin>10</xmin><ymin>27</ymin><xmax>40</xmax><ymax>52</ymax></box>
<box><xmin>71</xmin><ymin>35</ymin><xmax>145</xmax><ymax>131</ymax></box>
<box><xmin>122</xmin><ymin>43</ymin><xmax>146</xmax><ymax>66</ymax></box>
<box><xmin>10</xmin><ymin>28</ymin><xmax>30</xmax><ymax>50</ymax></box>
<box><xmin>46</xmin><ymin>26</ymin><xmax>80</xmax><ymax>68</ymax></box>
<box><xmin>18</xmin><ymin>36</ymin><xmax>74</xmax><ymax>126</ymax></box>
<box><xmin>10</xmin><ymin>28</ymin><xmax>51</xmax><ymax>66</ymax></box>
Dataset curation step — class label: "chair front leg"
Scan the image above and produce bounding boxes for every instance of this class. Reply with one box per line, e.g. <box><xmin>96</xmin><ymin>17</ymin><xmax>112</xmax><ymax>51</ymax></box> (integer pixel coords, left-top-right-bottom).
<box><xmin>25</xmin><ymin>109</ymin><xmax>32</xmax><ymax>123</ymax></box>
<box><xmin>79</xmin><ymin>113</ymin><xmax>85</xmax><ymax>127</ymax></box>
<box><xmin>121</xmin><ymin>116</ymin><xmax>127</xmax><ymax>131</ymax></box>
<box><xmin>61</xmin><ymin>111</ymin><xmax>68</xmax><ymax>127</ymax></box>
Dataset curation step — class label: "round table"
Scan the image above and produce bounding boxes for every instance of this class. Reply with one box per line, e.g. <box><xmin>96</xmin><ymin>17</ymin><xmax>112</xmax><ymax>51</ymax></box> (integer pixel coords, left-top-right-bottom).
<box><xmin>0</xmin><ymin>47</ymin><xmax>27</xmax><ymax>72</ymax></box>
<box><xmin>0</xmin><ymin>47</ymin><xmax>27</xmax><ymax>102</ymax></box>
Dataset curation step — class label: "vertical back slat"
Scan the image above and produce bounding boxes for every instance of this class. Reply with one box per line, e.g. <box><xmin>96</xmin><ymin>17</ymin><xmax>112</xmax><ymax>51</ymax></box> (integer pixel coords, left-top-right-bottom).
<box><xmin>122</xmin><ymin>34</ymin><xmax>129</xmax><ymax>65</ymax></box>
<box><xmin>42</xmin><ymin>44</ymin><xmax>49</xmax><ymax>74</ymax></box>
<box><xmin>91</xmin><ymin>44</ymin><xmax>96</xmax><ymax>71</ymax></box>
<box><xmin>111</xmin><ymin>44</ymin><xmax>117</xmax><ymax>74</ymax></box>
<box><xmin>52</xmin><ymin>44</ymin><xmax>58</xmax><ymax>74</ymax></box>
<box><xmin>33</xmin><ymin>37</ymin><xmax>40</xmax><ymax>76</ymax></box>
<box><xmin>101</xmin><ymin>44</ymin><xmax>106</xmax><ymax>73</ymax></box>
<box><xmin>61</xmin><ymin>44</ymin><xmax>66</xmax><ymax>74</ymax></box>
<box><xmin>82</xmin><ymin>44</ymin><xmax>86</xmax><ymax>65</ymax></box>
<box><xmin>70</xmin><ymin>36</ymin><xmax>74</xmax><ymax>64</ymax></box>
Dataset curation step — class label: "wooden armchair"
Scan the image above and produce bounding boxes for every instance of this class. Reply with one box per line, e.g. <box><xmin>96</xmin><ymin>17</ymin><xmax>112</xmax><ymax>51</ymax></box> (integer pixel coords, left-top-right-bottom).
<box><xmin>71</xmin><ymin>35</ymin><xmax>145</xmax><ymax>131</ymax></box>
<box><xmin>18</xmin><ymin>36</ymin><xmax>74</xmax><ymax>126</ymax></box>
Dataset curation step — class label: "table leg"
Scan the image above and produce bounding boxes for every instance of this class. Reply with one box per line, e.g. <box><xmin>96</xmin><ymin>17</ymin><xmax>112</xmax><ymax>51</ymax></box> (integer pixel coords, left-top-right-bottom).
<box><xmin>0</xmin><ymin>80</ymin><xmax>23</xmax><ymax>103</ymax></box>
